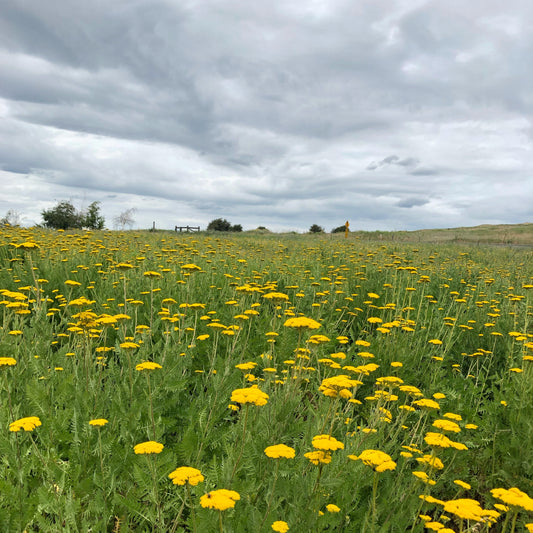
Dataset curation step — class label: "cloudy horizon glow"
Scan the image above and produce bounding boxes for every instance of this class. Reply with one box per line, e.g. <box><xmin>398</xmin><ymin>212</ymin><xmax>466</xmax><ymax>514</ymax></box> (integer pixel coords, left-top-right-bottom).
<box><xmin>1</xmin><ymin>0</ymin><xmax>532</xmax><ymax>232</ymax></box>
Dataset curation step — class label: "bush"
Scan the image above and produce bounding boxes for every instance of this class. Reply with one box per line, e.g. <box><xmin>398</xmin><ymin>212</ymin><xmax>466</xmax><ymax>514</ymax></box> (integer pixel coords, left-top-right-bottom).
<box><xmin>331</xmin><ymin>225</ymin><xmax>347</xmax><ymax>233</ymax></box>
<box><xmin>309</xmin><ymin>224</ymin><xmax>324</xmax><ymax>234</ymax></box>
<box><xmin>207</xmin><ymin>218</ymin><xmax>242</xmax><ymax>232</ymax></box>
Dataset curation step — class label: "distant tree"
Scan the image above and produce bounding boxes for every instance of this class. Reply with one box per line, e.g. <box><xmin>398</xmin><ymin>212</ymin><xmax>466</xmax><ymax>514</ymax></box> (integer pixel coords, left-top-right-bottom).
<box><xmin>82</xmin><ymin>201</ymin><xmax>105</xmax><ymax>230</ymax></box>
<box><xmin>42</xmin><ymin>200</ymin><xmax>83</xmax><ymax>230</ymax></box>
<box><xmin>0</xmin><ymin>209</ymin><xmax>22</xmax><ymax>227</ymax></box>
<box><xmin>331</xmin><ymin>225</ymin><xmax>346</xmax><ymax>233</ymax></box>
<box><xmin>114</xmin><ymin>208</ymin><xmax>136</xmax><ymax>230</ymax></box>
<box><xmin>231</xmin><ymin>224</ymin><xmax>243</xmax><ymax>232</ymax></box>
<box><xmin>207</xmin><ymin>218</ymin><xmax>232</xmax><ymax>231</ymax></box>
<box><xmin>309</xmin><ymin>224</ymin><xmax>324</xmax><ymax>234</ymax></box>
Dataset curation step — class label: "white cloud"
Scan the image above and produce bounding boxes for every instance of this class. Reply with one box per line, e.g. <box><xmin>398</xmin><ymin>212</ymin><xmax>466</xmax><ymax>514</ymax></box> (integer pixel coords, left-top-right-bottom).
<box><xmin>0</xmin><ymin>0</ymin><xmax>532</xmax><ymax>232</ymax></box>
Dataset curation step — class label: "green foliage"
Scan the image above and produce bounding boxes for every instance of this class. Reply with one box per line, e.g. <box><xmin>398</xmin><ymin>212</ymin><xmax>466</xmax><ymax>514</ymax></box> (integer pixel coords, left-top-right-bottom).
<box><xmin>309</xmin><ymin>224</ymin><xmax>324</xmax><ymax>233</ymax></box>
<box><xmin>83</xmin><ymin>201</ymin><xmax>105</xmax><ymax>230</ymax></box>
<box><xmin>1</xmin><ymin>227</ymin><xmax>533</xmax><ymax>530</ymax></box>
<box><xmin>331</xmin><ymin>224</ymin><xmax>347</xmax><ymax>233</ymax></box>
<box><xmin>41</xmin><ymin>200</ymin><xmax>82</xmax><ymax>230</ymax></box>
<box><xmin>207</xmin><ymin>218</ymin><xmax>242</xmax><ymax>232</ymax></box>
<box><xmin>41</xmin><ymin>200</ymin><xmax>105</xmax><ymax>230</ymax></box>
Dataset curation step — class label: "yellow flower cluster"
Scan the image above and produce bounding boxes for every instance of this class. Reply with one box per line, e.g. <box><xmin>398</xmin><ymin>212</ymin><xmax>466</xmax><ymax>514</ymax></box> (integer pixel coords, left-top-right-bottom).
<box><xmin>283</xmin><ymin>317</ymin><xmax>321</xmax><ymax>330</ymax></box>
<box><xmin>271</xmin><ymin>520</ymin><xmax>289</xmax><ymax>532</ymax></box>
<box><xmin>319</xmin><ymin>374</ymin><xmax>362</xmax><ymax>399</ymax></box>
<box><xmin>133</xmin><ymin>441</ymin><xmax>164</xmax><ymax>454</ymax></box>
<box><xmin>424</xmin><ymin>432</ymin><xmax>468</xmax><ymax>450</ymax></box>
<box><xmin>312</xmin><ymin>434</ymin><xmax>344</xmax><ymax>451</ymax></box>
<box><xmin>443</xmin><ymin>498</ymin><xmax>499</xmax><ymax>523</ymax></box>
<box><xmin>491</xmin><ymin>487</ymin><xmax>533</xmax><ymax>511</ymax></box>
<box><xmin>200</xmin><ymin>489</ymin><xmax>240</xmax><ymax>511</ymax></box>
<box><xmin>304</xmin><ymin>450</ymin><xmax>332</xmax><ymax>465</ymax></box>
<box><xmin>264</xmin><ymin>444</ymin><xmax>296</xmax><ymax>459</ymax></box>
<box><xmin>89</xmin><ymin>419</ymin><xmax>109</xmax><ymax>427</ymax></box>
<box><xmin>350</xmin><ymin>449</ymin><xmax>397</xmax><ymax>472</ymax></box>
<box><xmin>230</xmin><ymin>385</ymin><xmax>269</xmax><ymax>406</ymax></box>
<box><xmin>168</xmin><ymin>466</ymin><xmax>205</xmax><ymax>486</ymax></box>
<box><xmin>9</xmin><ymin>416</ymin><xmax>42</xmax><ymax>432</ymax></box>
<box><xmin>135</xmin><ymin>361</ymin><xmax>163</xmax><ymax>371</ymax></box>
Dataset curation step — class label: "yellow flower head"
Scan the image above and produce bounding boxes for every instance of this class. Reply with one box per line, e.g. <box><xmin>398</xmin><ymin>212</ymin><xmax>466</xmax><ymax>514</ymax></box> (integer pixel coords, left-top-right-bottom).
<box><xmin>0</xmin><ymin>357</ymin><xmax>17</xmax><ymax>367</ymax></box>
<box><xmin>319</xmin><ymin>375</ymin><xmax>362</xmax><ymax>398</ymax></box>
<box><xmin>120</xmin><ymin>342</ymin><xmax>139</xmax><ymax>350</ymax></box>
<box><xmin>264</xmin><ymin>444</ymin><xmax>296</xmax><ymax>459</ymax></box>
<box><xmin>271</xmin><ymin>521</ymin><xmax>289</xmax><ymax>532</ymax></box>
<box><xmin>283</xmin><ymin>317</ymin><xmax>321</xmax><ymax>330</ymax></box>
<box><xmin>135</xmin><ymin>361</ymin><xmax>163</xmax><ymax>371</ymax></box>
<box><xmin>424</xmin><ymin>432</ymin><xmax>468</xmax><ymax>451</ymax></box>
<box><xmin>432</xmin><ymin>419</ymin><xmax>461</xmax><ymax>433</ymax></box>
<box><xmin>312</xmin><ymin>434</ymin><xmax>344</xmax><ymax>451</ymax></box>
<box><xmin>143</xmin><ymin>271</ymin><xmax>162</xmax><ymax>278</ymax></box>
<box><xmin>134</xmin><ymin>441</ymin><xmax>164</xmax><ymax>454</ymax></box>
<box><xmin>443</xmin><ymin>498</ymin><xmax>484</xmax><ymax>521</ymax></box>
<box><xmin>230</xmin><ymin>385</ymin><xmax>269</xmax><ymax>406</ymax></box>
<box><xmin>89</xmin><ymin>419</ymin><xmax>109</xmax><ymax>427</ymax></box>
<box><xmin>490</xmin><ymin>487</ymin><xmax>533</xmax><ymax>511</ymax></box>
<box><xmin>263</xmin><ymin>292</ymin><xmax>290</xmax><ymax>302</ymax></box>
<box><xmin>200</xmin><ymin>489</ymin><xmax>240</xmax><ymax>511</ymax></box>
<box><xmin>416</xmin><ymin>454</ymin><xmax>444</xmax><ymax>470</ymax></box>
<box><xmin>168</xmin><ymin>466</ymin><xmax>204</xmax><ymax>486</ymax></box>
<box><xmin>9</xmin><ymin>416</ymin><xmax>42</xmax><ymax>432</ymax></box>
<box><xmin>181</xmin><ymin>264</ymin><xmax>202</xmax><ymax>272</ymax></box>
<box><xmin>304</xmin><ymin>450</ymin><xmax>332</xmax><ymax>465</ymax></box>
<box><xmin>326</xmin><ymin>504</ymin><xmax>341</xmax><ymax>513</ymax></box>
<box><xmin>350</xmin><ymin>449</ymin><xmax>396</xmax><ymax>472</ymax></box>
<box><xmin>413</xmin><ymin>398</ymin><xmax>440</xmax><ymax>410</ymax></box>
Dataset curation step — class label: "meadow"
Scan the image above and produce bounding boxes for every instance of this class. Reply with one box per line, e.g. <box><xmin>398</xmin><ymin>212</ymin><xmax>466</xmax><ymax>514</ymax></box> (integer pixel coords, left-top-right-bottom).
<box><xmin>1</xmin><ymin>226</ymin><xmax>533</xmax><ymax>532</ymax></box>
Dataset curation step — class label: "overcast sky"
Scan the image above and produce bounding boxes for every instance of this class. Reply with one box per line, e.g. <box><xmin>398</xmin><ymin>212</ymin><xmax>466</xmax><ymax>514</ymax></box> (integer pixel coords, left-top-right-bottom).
<box><xmin>1</xmin><ymin>0</ymin><xmax>532</xmax><ymax>232</ymax></box>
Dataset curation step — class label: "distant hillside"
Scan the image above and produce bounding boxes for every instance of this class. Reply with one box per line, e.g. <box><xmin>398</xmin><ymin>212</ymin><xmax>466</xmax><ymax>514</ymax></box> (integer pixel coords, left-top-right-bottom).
<box><xmin>348</xmin><ymin>223</ymin><xmax>533</xmax><ymax>246</ymax></box>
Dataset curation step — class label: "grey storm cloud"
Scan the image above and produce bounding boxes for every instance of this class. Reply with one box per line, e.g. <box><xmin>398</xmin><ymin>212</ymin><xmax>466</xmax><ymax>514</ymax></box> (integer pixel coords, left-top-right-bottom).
<box><xmin>0</xmin><ymin>0</ymin><xmax>532</xmax><ymax>231</ymax></box>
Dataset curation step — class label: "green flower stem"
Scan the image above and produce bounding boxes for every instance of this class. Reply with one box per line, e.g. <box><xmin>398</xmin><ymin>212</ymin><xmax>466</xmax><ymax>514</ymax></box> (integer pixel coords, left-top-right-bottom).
<box><xmin>371</xmin><ymin>471</ymin><xmax>379</xmax><ymax>533</ymax></box>
<box><xmin>97</xmin><ymin>429</ymin><xmax>108</xmax><ymax>522</ymax></box>
<box><xmin>146</xmin><ymin>373</ymin><xmax>156</xmax><ymax>440</ymax></box>
<box><xmin>147</xmin><ymin>455</ymin><xmax>164</xmax><ymax>531</ymax></box>
<box><xmin>230</xmin><ymin>403</ymin><xmax>249</xmax><ymax>482</ymax></box>
<box><xmin>259</xmin><ymin>459</ymin><xmax>280</xmax><ymax>529</ymax></box>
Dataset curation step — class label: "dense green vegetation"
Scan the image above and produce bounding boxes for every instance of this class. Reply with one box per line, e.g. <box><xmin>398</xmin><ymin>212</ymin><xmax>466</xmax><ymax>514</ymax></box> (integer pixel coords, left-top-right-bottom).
<box><xmin>1</xmin><ymin>227</ymin><xmax>533</xmax><ymax>532</ymax></box>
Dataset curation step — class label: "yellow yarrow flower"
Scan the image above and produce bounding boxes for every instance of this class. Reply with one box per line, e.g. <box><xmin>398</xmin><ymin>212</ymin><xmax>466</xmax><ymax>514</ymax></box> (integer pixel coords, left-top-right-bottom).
<box><xmin>264</xmin><ymin>444</ymin><xmax>296</xmax><ymax>459</ymax></box>
<box><xmin>135</xmin><ymin>361</ymin><xmax>162</xmax><ymax>371</ymax></box>
<box><xmin>168</xmin><ymin>466</ymin><xmax>204</xmax><ymax>486</ymax></box>
<box><xmin>304</xmin><ymin>450</ymin><xmax>332</xmax><ymax>465</ymax></box>
<box><xmin>312</xmin><ymin>434</ymin><xmax>344</xmax><ymax>451</ymax></box>
<box><xmin>491</xmin><ymin>487</ymin><xmax>533</xmax><ymax>511</ymax></box>
<box><xmin>326</xmin><ymin>504</ymin><xmax>341</xmax><ymax>513</ymax></box>
<box><xmin>283</xmin><ymin>316</ymin><xmax>321</xmax><ymax>330</ymax></box>
<box><xmin>231</xmin><ymin>385</ymin><xmax>269</xmax><ymax>406</ymax></box>
<box><xmin>89</xmin><ymin>419</ymin><xmax>108</xmax><ymax>427</ymax></box>
<box><xmin>424</xmin><ymin>432</ymin><xmax>468</xmax><ymax>451</ymax></box>
<box><xmin>134</xmin><ymin>441</ymin><xmax>164</xmax><ymax>454</ymax></box>
<box><xmin>10</xmin><ymin>416</ymin><xmax>42</xmax><ymax>432</ymax></box>
<box><xmin>432</xmin><ymin>419</ymin><xmax>461</xmax><ymax>433</ymax></box>
<box><xmin>271</xmin><ymin>520</ymin><xmax>289</xmax><ymax>532</ymax></box>
<box><xmin>350</xmin><ymin>449</ymin><xmax>396</xmax><ymax>472</ymax></box>
<box><xmin>443</xmin><ymin>498</ymin><xmax>484</xmax><ymax>521</ymax></box>
<box><xmin>200</xmin><ymin>489</ymin><xmax>240</xmax><ymax>511</ymax></box>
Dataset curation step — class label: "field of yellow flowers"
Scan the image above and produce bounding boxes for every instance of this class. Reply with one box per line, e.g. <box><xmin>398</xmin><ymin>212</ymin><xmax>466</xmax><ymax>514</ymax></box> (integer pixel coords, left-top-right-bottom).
<box><xmin>1</xmin><ymin>226</ymin><xmax>533</xmax><ymax>532</ymax></box>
